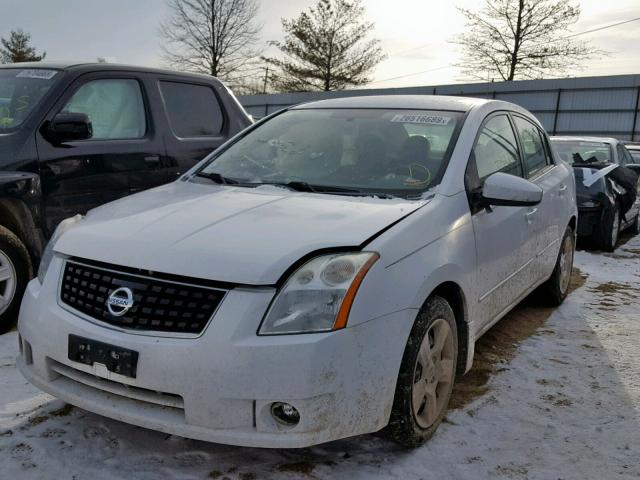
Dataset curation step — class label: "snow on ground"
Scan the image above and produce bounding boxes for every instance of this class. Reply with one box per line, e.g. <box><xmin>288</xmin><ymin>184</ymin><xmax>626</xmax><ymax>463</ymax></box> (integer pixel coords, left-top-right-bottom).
<box><xmin>1</xmin><ymin>237</ymin><xmax>640</xmax><ymax>479</ymax></box>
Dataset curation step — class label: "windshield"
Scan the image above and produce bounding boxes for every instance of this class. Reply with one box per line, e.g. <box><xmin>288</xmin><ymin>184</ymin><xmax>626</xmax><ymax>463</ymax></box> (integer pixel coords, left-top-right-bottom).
<box><xmin>629</xmin><ymin>149</ymin><xmax>640</xmax><ymax>163</ymax></box>
<box><xmin>551</xmin><ymin>139</ymin><xmax>613</xmax><ymax>165</ymax></box>
<box><xmin>0</xmin><ymin>68</ymin><xmax>60</xmax><ymax>131</ymax></box>
<box><xmin>196</xmin><ymin>108</ymin><xmax>464</xmax><ymax>196</ymax></box>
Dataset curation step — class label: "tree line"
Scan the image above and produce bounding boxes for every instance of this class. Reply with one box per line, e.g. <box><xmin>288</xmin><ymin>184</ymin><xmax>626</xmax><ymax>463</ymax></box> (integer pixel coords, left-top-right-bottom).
<box><xmin>2</xmin><ymin>0</ymin><xmax>600</xmax><ymax>93</ymax></box>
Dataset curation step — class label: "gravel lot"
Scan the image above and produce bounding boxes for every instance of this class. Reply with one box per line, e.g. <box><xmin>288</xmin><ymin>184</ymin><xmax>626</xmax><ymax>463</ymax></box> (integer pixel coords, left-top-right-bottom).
<box><xmin>1</xmin><ymin>236</ymin><xmax>639</xmax><ymax>479</ymax></box>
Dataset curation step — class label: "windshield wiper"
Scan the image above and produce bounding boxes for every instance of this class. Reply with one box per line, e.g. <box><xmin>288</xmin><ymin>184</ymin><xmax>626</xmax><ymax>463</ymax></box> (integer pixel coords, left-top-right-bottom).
<box><xmin>258</xmin><ymin>181</ymin><xmax>398</xmax><ymax>198</ymax></box>
<box><xmin>258</xmin><ymin>181</ymin><xmax>360</xmax><ymax>193</ymax></box>
<box><xmin>194</xmin><ymin>171</ymin><xmax>239</xmax><ymax>185</ymax></box>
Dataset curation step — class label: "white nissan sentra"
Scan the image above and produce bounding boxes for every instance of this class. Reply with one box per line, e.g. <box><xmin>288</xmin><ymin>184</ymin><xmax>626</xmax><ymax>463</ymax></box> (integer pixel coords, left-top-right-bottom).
<box><xmin>17</xmin><ymin>96</ymin><xmax>577</xmax><ymax>448</ymax></box>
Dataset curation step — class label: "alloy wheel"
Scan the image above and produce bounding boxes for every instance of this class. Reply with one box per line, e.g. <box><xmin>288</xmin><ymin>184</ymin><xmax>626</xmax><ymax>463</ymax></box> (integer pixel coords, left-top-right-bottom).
<box><xmin>412</xmin><ymin>318</ymin><xmax>455</xmax><ymax>428</ymax></box>
<box><xmin>559</xmin><ymin>234</ymin><xmax>574</xmax><ymax>295</ymax></box>
<box><xmin>0</xmin><ymin>250</ymin><xmax>17</xmax><ymax>315</ymax></box>
<box><xmin>611</xmin><ymin>208</ymin><xmax>620</xmax><ymax>248</ymax></box>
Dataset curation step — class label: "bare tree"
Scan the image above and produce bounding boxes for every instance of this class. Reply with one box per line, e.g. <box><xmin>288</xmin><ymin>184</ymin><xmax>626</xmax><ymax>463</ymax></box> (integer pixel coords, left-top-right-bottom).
<box><xmin>0</xmin><ymin>29</ymin><xmax>45</xmax><ymax>64</ymax></box>
<box><xmin>159</xmin><ymin>0</ymin><xmax>262</xmax><ymax>85</ymax></box>
<box><xmin>454</xmin><ymin>0</ymin><xmax>600</xmax><ymax>81</ymax></box>
<box><xmin>263</xmin><ymin>0</ymin><xmax>385</xmax><ymax>92</ymax></box>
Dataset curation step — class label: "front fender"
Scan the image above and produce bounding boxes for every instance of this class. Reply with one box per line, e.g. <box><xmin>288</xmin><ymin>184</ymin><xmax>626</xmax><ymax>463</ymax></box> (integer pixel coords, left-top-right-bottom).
<box><xmin>0</xmin><ymin>171</ymin><xmax>45</xmax><ymax>260</ymax></box>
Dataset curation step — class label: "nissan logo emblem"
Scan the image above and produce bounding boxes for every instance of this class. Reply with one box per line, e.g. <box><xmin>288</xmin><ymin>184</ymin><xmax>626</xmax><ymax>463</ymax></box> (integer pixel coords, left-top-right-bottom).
<box><xmin>106</xmin><ymin>287</ymin><xmax>134</xmax><ymax>316</ymax></box>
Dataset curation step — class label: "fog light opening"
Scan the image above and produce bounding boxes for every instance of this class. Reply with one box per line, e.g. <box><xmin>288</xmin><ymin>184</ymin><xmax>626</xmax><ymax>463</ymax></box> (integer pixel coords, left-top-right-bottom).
<box><xmin>23</xmin><ymin>338</ymin><xmax>33</xmax><ymax>365</ymax></box>
<box><xmin>270</xmin><ymin>402</ymin><xmax>300</xmax><ymax>426</ymax></box>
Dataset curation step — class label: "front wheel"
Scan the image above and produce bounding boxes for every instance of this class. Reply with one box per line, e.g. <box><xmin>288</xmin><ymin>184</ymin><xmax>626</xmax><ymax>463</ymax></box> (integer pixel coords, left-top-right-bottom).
<box><xmin>595</xmin><ymin>202</ymin><xmax>621</xmax><ymax>252</ymax></box>
<box><xmin>385</xmin><ymin>296</ymin><xmax>458</xmax><ymax>448</ymax></box>
<box><xmin>629</xmin><ymin>209</ymin><xmax>640</xmax><ymax>236</ymax></box>
<box><xmin>0</xmin><ymin>226</ymin><xmax>32</xmax><ymax>334</ymax></box>
<box><xmin>541</xmin><ymin>226</ymin><xmax>575</xmax><ymax>306</ymax></box>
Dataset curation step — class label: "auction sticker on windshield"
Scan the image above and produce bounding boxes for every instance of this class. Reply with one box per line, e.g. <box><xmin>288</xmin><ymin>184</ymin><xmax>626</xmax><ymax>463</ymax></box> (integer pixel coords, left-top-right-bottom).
<box><xmin>15</xmin><ymin>69</ymin><xmax>58</xmax><ymax>80</ymax></box>
<box><xmin>391</xmin><ymin>113</ymin><xmax>451</xmax><ymax>125</ymax></box>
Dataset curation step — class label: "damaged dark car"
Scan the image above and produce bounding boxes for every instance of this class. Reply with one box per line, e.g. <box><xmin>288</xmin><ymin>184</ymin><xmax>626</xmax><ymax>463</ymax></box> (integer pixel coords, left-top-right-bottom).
<box><xmin>551</xmin><ymin>136</ymin><xmax>640</xmax><ymax>251</ymax></box>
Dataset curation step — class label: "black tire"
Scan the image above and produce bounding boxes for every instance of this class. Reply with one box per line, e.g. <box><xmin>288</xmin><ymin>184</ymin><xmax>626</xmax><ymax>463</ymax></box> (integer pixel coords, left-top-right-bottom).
<box><xmin>0</xmin><ymin>226</ymin><xmax>32</xmax><ymax>334</ymax></box>
<box><xmin>630</xmin><ymin>209</ymin><xmax>640</xmax><ymax>236</ymax></box>
<box><xmin>385</xmin><ymin>296</ymin><xmax>458</xmax><ymax>448</ymax></box>
<box><xmin>595</xmin><ymin>202</ymin><xmax>621</xmax><ymax>252</ymax></box>
<box><xmin>541</xmin><ymin>226</ymin><xmax>575</xmax><ymax>306</ymax></box>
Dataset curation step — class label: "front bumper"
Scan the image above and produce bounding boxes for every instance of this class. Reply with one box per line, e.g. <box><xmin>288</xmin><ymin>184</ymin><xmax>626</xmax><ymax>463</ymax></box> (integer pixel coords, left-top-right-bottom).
<box><xmin>17</xmin><ymin>257</ymin><xmax>415</xmax><ymax>448</ymax></box>
<box><xmin>577</xmin><ymin>205</ymin><xmax>603</xmax><ymax>237</ymax></box>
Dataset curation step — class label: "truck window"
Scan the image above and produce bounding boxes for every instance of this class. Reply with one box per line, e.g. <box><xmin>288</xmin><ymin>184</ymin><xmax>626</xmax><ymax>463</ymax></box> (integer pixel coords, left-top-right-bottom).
<box><xmin>61</xmin><ymin>79</ymin><xmax>146</xmax><ymax>140</ymax></box>
<box><xmin>0</xmin><ymin>68</ymin><xmax>60</xmax><ymax>131</ymax></box>
<box><xmin>159</xmin><ymin>81</ymin><xmax>223</xmax><ymax>138</ymax></box>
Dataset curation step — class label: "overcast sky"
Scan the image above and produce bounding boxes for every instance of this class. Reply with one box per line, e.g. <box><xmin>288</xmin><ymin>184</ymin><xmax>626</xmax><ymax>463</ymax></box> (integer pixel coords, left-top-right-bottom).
<box><xmin>0</xmin><ymin>0</ymin><xmax>638</xmax><ymax>89</ymax></box>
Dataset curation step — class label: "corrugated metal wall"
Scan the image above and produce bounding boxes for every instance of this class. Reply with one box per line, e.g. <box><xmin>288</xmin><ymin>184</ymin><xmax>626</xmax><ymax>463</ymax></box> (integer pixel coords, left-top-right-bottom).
<box><xmin>239</xmin><ymin>74</ymin><xmax>640</xmax><ymax>141</ymax></box>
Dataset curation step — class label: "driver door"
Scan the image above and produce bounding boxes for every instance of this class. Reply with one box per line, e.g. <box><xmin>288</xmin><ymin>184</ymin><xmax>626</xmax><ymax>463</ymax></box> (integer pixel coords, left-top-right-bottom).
<box><xmin>36</xmin><ymin>72</ymin><xmax>166</xmax><ymax>235</ymax></box>
<box><xmin>467</xmin><ymin>113</ymin><xmax>538</xmax><ymax>329</ymax></box>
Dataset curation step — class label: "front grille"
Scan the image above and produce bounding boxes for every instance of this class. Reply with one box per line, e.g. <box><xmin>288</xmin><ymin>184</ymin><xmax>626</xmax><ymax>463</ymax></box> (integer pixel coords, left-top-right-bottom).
<box><xmin>60</xmin><ymin>260</ymin><xmax>226</xmax><ymax>334</ymax></box>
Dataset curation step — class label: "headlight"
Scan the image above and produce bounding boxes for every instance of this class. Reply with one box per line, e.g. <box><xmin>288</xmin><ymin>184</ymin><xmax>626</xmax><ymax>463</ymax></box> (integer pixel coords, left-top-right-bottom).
<box><xmin>259</xmin><ymin>252</ymin><xmax>379</xmax><ymax>335</ymax></box>
<box><xmin>37</xmin><ymin>214</ymin><xmax>83</xmax><ymax>284</ymax></box>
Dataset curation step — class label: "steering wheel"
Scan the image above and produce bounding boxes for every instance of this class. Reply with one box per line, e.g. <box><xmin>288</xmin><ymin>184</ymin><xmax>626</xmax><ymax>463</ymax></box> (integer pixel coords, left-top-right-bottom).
<box><xmin>403</xmin><ymin>164</ymin><xmax>432</xmax><ymax>187</ymax></box>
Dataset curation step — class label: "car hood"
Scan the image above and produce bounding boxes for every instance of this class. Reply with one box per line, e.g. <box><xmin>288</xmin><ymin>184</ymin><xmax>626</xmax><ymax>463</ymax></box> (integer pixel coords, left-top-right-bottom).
<box><xmin>55</xmin><ymin>181</ymin><xmax>428</xmax><ymax>285</ymax></box>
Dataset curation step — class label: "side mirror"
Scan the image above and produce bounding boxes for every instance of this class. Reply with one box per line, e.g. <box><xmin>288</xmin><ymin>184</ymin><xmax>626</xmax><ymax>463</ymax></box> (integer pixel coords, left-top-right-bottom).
<box><xmin>43</xmin><ymin>113</ymin><xmax>92</xmax><ymax>144</ymax></box>
<box><xmin>625</xmin><ymin>164</ymin><xmax>640</xmax><ymax>174</ymax></box>
<box><xmin>481</xmin><ymin>172</ymin><xmax>543</xmax><ymax>207</ymax></box>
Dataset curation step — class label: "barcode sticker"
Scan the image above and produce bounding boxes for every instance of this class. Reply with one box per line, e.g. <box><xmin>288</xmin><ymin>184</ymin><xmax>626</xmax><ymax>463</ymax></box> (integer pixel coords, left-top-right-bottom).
<box><xmin>391</xmin><ymin>114</ymin><xmax>451</xmax><ymax>125</ymax></box>
<box><xmin>16</xmin><ymin>69</ymin><xmax>58</xmax><ymax>80</ymax></box>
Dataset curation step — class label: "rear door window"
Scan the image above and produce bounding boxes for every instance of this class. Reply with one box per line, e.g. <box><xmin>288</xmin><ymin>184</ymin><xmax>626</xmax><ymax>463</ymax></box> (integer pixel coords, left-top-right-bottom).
<box><xmin>61</xmin><ymin>79</ymin><xmax>146</xmax><ymax>140</ymax></box>
<box><xmin>513</xmin><ymin>116</ymin><xmax>550</xmax><ymax>177</ymax></box>
<box><xmin>473</xmin><ymin>114</ymin><xmax>522</xmax><ymax>182</ymax></box>
<box><xmin>159</xmin><ymin>81</ymin><xmax>223</xmax><ymax>138</ymax></box>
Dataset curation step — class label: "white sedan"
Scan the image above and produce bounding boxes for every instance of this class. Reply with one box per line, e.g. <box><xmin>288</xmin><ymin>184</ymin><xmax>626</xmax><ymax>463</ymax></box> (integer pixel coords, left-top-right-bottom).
<box><xmin>17</xmin><ymin>95</ymin><xmax>577</xmax><ymax>448</ymax></box>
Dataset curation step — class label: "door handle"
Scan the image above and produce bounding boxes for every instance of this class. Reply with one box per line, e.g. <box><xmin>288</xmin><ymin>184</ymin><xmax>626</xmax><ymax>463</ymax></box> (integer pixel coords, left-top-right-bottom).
<box><xmin>558</xmin><ymin>184</ymin><xmax>567</xmax><ymax>196</ymax></box>
<box><xmin>525</xmin><ymin>208</ymin><xmax>538</xmax><ymax>224</ymax></box>
<box><xmin>144</xmin><ymin>155</ymin><xmax>161</xmax><ymax>164</ymax></box>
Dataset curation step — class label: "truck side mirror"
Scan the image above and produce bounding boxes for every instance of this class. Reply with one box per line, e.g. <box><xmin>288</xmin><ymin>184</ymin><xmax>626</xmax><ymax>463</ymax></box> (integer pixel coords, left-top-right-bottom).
<box><xmin>42</xmin><ymin>113</ymin><xmax>93</xmax><ymax>144</ymax></box>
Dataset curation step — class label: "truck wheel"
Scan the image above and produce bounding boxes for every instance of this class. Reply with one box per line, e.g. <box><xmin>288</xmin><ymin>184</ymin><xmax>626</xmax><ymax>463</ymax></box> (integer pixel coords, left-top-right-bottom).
<box><xmin>595</xmin><ymin>202</ymin><xmax>621</xmax><ymax>252</ymax></box>
<box><xmin>541</xmin><ymin>226</ymin><xmax>575</xmax><ymax>306</ymax></box>
<box><xmin>385</xmin><ymin>296</ymin><xmax>458</xmax><ymax>448</ymax></box>
<box><xmin>0</xmin><ymin>226</ymin><xmax>32</xmax><ymax>334</ymax></box>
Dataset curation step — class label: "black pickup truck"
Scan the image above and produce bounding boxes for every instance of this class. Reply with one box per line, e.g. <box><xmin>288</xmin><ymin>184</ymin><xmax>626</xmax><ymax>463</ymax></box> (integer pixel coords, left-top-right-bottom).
<box><xmin>0</xmin><ymin>62</ymin><xmax>252</xmax><ymax>331</ymax></box>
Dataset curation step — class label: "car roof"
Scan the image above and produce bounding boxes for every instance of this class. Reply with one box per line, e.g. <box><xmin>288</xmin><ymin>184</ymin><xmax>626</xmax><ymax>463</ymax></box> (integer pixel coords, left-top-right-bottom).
<box><xmin>290</xmin><ymin>94</ymin><xmax>496</xmax><ymax>113</ymax></box>
<box><xmin>0</xmin><ymin>61</ymin><xmax>221</xmax><ymax>83</ymax></box>
<box><xmin>551</xmin><ymin>135</ymin><xmax>619</xmax><ymax>145</ymax></box>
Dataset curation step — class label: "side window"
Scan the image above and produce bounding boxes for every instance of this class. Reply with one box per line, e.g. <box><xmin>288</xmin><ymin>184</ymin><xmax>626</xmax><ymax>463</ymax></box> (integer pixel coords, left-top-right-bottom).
<box><xmin>616</xmin><ymin>145</ymin><xmax>626</xmax><ymax>166</ymax></box>
<box><xmin>159</xmin><ymin>81</ymin><xmax>223</xmax><ymax>138</ymax></box>
<box><xmin>624</xmin><ymin>147</ymin><xmax>636</xmax><ymax>165</ymax></box>
<box><xmin>473</xmin><ymin>114</ymin><xmax>522</xmax><ymax>182</ymax></box>
<box><xmin>62</xmin><ymin>79</ymin><xmax>146</xmax><ymax>140</ymax></box>
<box><xmin>513</xmin><ymin>116</ymin><xmax>549</xmax><ymax>177</ymax></box>
<box><xmin>617</xmin><ymin>144</ymin><xmax>634</xmax><ymax>166</ymax></box>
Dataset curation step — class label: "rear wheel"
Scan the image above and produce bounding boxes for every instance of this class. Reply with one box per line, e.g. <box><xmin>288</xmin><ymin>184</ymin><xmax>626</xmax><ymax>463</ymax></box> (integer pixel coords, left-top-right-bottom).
<box><xmin>630</xmin><ymin>209</ymin><xmax>640</xmax><ymax>236</ymax></box>
<box><xmin>385</xmin><ymin>296</ymin><xmax>458</xmax><ymax>448</ymax></box>
<box><xmin>541</xmin><ymin>226</ymin><xmax>575</xmax><ymax>306</ymax></box>
<box><xmin>0</xmin><ymin>226</ymin><xmax>32</xmax><ymax>334</ymax></box>
<box><xmin>595</xmin><ymin>202</ymin><xmax>621</xmax><ymax>252</ymax></box>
